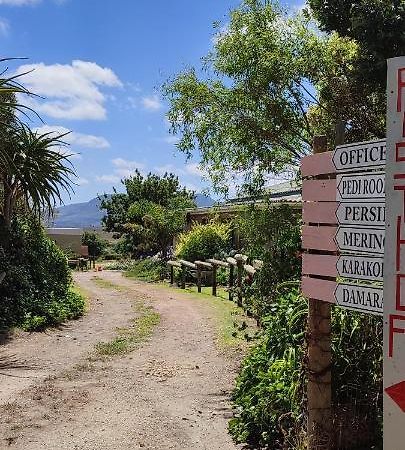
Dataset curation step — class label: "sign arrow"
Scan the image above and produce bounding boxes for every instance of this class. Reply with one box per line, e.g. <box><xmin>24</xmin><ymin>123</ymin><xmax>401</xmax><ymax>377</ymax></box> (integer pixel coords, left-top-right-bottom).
<box><xmin>336</xmin><ymin>202</ymin><xmax>385</xmax><ymax>227</ymax></box>
<box><xmin>337</xmin><ymin>172</ymin><xmax>385</xmax><ymax>201</ymax></box>
<box><xmin>334</xmin><ymin>227</ymin><xmax>385</xmax><ymax>255</ymax></box>
<box><xmin>386</xmin><ymin>381</ymin><xmax>405</xmax><ymax>413</ymax></box>
<box><xmin>333</xmin><ymin>139</ymin><xmax>386</xmax><ymax>172</ymax></box>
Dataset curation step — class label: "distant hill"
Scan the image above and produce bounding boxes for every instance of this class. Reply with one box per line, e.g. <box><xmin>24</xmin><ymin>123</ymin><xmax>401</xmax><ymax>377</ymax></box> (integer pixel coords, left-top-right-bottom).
<box><xmin>51</xmin><ymin>193</ymin><xmax>215</xmax><ymax>229</ymax></box>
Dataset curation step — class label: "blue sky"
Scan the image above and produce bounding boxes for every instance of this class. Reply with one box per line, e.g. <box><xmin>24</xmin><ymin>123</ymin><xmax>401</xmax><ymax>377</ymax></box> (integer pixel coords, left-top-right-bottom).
<box><xmin>0</xmin><ymin>0</ymin><xmax>302</xmax><ymax>204</ymax></box>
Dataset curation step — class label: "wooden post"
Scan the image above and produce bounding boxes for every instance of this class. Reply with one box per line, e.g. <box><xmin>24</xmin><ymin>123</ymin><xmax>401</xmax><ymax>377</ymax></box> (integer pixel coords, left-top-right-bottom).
<box><xmin>307</xmin><ymin>135</ymin><xmax>333</xmax><ymax>449</ymax></box>
<box><xmin>170</xmin><ymin>265</ymin><xmax>174</xmax><ymax>285</ymax></box>
<box><xmin>212</xmin><ymin>264</ymin><xmax>217</xmax><ymax>297</ymax></box>
<box><xmin>229</xmin><ymin>264</ymin><xmax>234</xmax><ymax>301</ymax></box>
<box><xmin>181</xmin><ymin>264</ymin><xmax>186</xmax><ymax>289</ymax></box>
<box><xmin>235</xmin><ymin>255</ymin><xmax>244</xmax><ymax>307</ymax></box>
<box><xmin>197</xmin><ymin>264</ymin><xmax>202</xmax><ymax>293</ymax></box>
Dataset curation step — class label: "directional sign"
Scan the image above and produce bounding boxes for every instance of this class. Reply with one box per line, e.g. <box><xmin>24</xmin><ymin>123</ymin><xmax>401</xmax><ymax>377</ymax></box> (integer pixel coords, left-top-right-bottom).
<box><xmin>335</xmin><ymin>283</ymin><xmax>383</xmax><ymax>315</ymax></box>
<box><xmin>336</xmin><ymin>202</ymin><xmax>385</xmax><ymax>227</ymax></box>
<box><xmin>335</xmin><ymin>227</ymin><xmax>385</xmax><ymax>255</ymax></box>
<box><xmin>337</xmin><ymin>255</ymin><xmax>384</xmax><ymax>282</ymax></box>
<box><xmin>333</xmin><ymin>139</ymin><xmax>386</xmax><ymax>172</ymax></box>
<box><xmin>337</xmin><ymin>171</ymin><xmax>385</xmax><ymax>201</ymax></box>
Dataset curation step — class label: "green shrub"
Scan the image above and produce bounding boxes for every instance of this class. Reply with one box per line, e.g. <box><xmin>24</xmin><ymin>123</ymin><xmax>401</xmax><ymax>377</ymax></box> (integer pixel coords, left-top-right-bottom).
<box><xmin>238</xmin><ymin>203</ymin><xmax>301</xmax><ymax>318</ymax></box>
<box><xmin>0</xmin><ymin>217</ymin><xmax>85</xmax><ymax>331</ymax></box>
<box><xmin>82</xmin><ymin>231</ymin><xmax>107</xmax><ymax>258</ymax></box>
<box><xmin>229</xmin><ymin>286</ymin><xmax>306</xmax><ymax>449</ymax></box>
<box><xmin>230</xmin><ymin>286</ymin><xmax>383</xmax><ymax>449</ymax></box>
<box><xmin>175</xmin><ymin>221</ymin><xmax>231</xmax><ymax>262</ymax></box>
<box><xmin>125</xmin><ymin>258</ymin><xmax>166</xmax><ymax>282</ymax></box>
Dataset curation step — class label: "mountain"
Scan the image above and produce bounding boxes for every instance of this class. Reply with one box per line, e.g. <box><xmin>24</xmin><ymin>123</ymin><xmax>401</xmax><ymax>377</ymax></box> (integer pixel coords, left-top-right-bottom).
<box><xmin>51</xmin><ymin>197</ymin><xmax>105</xmax><ymax>228</ymax></box>
<box><xmin>51</xmin><ymin>193</ymin><xmax>215</xmax><ymax>229</ymax></box>
<box><xmin>194</xmin><ymin>193</ymin><xmax>215</xmax><ymax>208</ymax></box>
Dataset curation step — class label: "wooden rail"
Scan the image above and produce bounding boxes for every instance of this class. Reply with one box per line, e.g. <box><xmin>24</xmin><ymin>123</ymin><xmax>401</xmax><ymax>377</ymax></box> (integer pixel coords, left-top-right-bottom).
<box><xmin>166</xmin><ymin>255</ymin><xmax>263</xmax><ymax>305</ymax></box>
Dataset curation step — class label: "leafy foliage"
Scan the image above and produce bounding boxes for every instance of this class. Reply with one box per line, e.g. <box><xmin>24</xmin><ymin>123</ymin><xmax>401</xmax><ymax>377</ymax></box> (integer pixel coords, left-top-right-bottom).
<box><xmin>229</xmin><ymin>287</ymin><xmax>307</xmax><ymax>448</ymax></box>
<box><xmin>82</xmin><ymin>230</ymin><xmax>107</xmax><ymax>258</ymax></box>
<box><xmin>163</xmin><ymin>0</ymin><xmax>359</xmax><ymax>195</ymax></box>
<box><xmin>0</xmin><ymin>217</ymin><xmax>85</xmax><ymax>330</ymax></box>
<box><xmin>0</xmin><ymin>124</ymin><xmax>75</xmax><ymax>235</ymax></box>
<box><xmin>230</xmin><ymin>287</ymin><xmax>383</xmax><ymax>449</ymax></box>
<box><xmin>124</xmin><ymin>258</ymin><xmax>167</xmax><ymax>282</ymax></box>
<box><xmin>175</xmin><ymin>220</ymin><xmax>231</xmax><ymax>262</ymax></box>
<box><xmin>238</xmin><ymin>202</ymin><xmax>302</xmax><ymax>318</ymax></box>
<box><xmin>101</xmin><ymin>170</ymin><xmax>195</xmax><ymax>258</ymax></box>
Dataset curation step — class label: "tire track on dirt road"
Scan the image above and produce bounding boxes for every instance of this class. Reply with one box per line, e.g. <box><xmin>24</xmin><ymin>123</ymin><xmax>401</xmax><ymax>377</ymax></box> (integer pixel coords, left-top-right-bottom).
<box><xmin>0</xmin><ymin>271</ymin><xmax>246</xmax><ymax>450</ymax></box>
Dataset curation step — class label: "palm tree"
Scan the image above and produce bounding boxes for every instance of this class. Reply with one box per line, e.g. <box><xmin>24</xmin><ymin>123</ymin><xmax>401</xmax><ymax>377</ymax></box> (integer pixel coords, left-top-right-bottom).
<box><xmin>0</xmin><ymin>124</ymin><xmax>75</xmax><ymax>233</ymax></box>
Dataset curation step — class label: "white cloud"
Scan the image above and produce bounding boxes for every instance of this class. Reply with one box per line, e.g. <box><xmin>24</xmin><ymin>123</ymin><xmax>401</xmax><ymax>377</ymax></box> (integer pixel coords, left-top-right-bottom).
<box><xmin>141</xmin><ymin>95</ymin><xmax>162</xmax><ymax>111</ymax></box>
<box><xmin>95</xmin><ymin>174</ymin><xmax>120</xmax><ymax>184</ymax></box>
<box><xmin>0</xmin><ymin>0</ymin><xmax>39</xmax><ymax>4</ymax></box>
<box><xmin>35</xmin><ymin>125</ymin><xmax>110</xmax><ymax>149</ymax></box>
<box><xmin>112</xmin><ymin>157</ymin><xmax>144</xmax><ymax>178</ymax></box>
<box><xmin>154</xmin><ymin>164</ymin><xmax>178</xmax><ymax>176</ymax></box>
<box><xmin>77</xmin><ymin>177</ymin><xmax>89</xmax><ymax>186</ymax></box>
<box><xmin>96</xmin><ymin>158</ymin><xmax>145</xmax><ymax>185</ymax></box>
<box><xmin>185</xmin><ymin>163</ymin><xmax>203</xmax><ymax>176</ymax></box>
<box><xmin>0</xmin><ymin>18</ymin><xmax>9</xmax><ymax>36</ymax></box>
<box><xmin>0</xmin><ymin>0</ymin><xmax>67</xmax><ymax>5</ymax></box>
<box><xmin>163</xmin><ymin>135</ymin><xmax>179</xmax><ymax>145</ymax></box>
<box><xmin>15</xmin><ymin>60</ymin><xmax>122</xmax><ymax>120</ymax></box>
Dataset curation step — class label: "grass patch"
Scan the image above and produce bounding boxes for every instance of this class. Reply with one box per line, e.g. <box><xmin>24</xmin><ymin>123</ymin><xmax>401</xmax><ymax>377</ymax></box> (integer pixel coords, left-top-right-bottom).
<box><xmin>71</xmin><ymin>283</ymin><xmax>91</xmax><ymax>310</ymax></box>
<box><xmin>94</xmin><ymin>301</ymin><xmax>160</xmax><ymax>358</ymax></box>
<box><xmin>168</xmin><ymin>284</ymin><xmax>258</xmax><ymax>355</ymax></box>
<box><xmin>91</xmin><ymin>276</ymin><xmax>126</xmax><ymax>291</ymax></box>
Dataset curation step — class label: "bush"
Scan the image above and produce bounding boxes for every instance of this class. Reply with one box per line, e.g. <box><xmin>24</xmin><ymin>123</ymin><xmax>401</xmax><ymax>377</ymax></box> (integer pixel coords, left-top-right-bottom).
<box><xmin>229</xmin><ymin>286</ymin><xmax>306</xmax><ymax>449</ymax></box>
<box><xmin>230</xmin><ymin>286</ymin><xmax>383</xmax><ymax>449</ymax></box>
<box><xmin>175</xmin><ymin>220</ymin><xmax>231</xmax><ymax>262</ymax></box>
<box><xmin>238</xmin><ymin>203</ymin><xmax>301</xmax><ymax>318</ymax></box>
<box><xmin>125</xmin><ymin>258</ymin><xmax>167</xmax><ymax>282</ymax></box>
<box><xmin>0</xmin><ymin>217</ymin><xmax>85</xmax><ymax>330</ymax></box>
<box><xmin>82</xmin><ymin>230</ymin><xmax>107</xmax><ymax>258</ymax></box>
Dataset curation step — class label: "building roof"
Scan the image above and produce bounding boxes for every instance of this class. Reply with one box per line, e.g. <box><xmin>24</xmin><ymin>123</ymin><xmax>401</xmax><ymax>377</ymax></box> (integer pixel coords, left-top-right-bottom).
<box><xmin>187</xmin><ymin>181</ymin><xmax>302</xmax><ymax>217</ymax></box>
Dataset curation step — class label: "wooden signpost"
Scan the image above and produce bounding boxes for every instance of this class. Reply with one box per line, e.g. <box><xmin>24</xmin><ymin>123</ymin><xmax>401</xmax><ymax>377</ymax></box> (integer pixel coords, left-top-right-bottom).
<box><xmin>302</xmin><ymin>131</ymin><xmax>387</xmax><ymax>447</ymax></box>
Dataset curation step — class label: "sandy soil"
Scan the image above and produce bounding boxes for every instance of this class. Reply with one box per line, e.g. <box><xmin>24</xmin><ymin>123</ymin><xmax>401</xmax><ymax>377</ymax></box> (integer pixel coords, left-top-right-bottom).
<box><xmin>0</xmin><ymin>271</ymin><xmax>245</xmax><ymax>450</ymax></box>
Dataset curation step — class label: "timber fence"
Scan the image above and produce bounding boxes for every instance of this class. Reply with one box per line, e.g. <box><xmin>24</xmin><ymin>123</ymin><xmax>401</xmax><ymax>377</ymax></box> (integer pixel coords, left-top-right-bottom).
<box><xmin>167</xmin><ymin>254</ymin><xmax>263</xmax><ymax>317</ymax></box>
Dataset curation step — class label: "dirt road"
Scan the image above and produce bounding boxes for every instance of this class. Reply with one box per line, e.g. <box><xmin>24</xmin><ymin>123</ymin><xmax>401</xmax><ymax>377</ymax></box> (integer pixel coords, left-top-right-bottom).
<box><xmin>0</xmin><ymin>271</ymin><xmax>248</xmax><ymax>450</ymax></box>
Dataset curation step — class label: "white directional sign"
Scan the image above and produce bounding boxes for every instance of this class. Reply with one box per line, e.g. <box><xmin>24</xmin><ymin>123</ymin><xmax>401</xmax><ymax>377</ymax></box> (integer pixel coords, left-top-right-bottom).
<box><xmin>334</xmin><ymin>226</ymin><xmax>385</xmax><ymax>255</ymax></box>
<box><xmin>337</xmin><ymin>171</ymin><xmax>385</xmax><ymax>201</ymax></box>
<box><xmin>337</xmin><ymin>255</ymin><xmax>384</xmax><ymax>282</ymax></box>
<box><xmin>336</xmin><ymin>202</ymin><xmax>385</xmax><ymax>227</ymax></box>
<box><xmin>335</xmin><ymin>283</ymin><xmax>383</xmax><ymax>315</ymax></box>
<box><xmin>333</xmin><ymin>139</ymin><xmax>386</xmax><ymax>172</ymax></box>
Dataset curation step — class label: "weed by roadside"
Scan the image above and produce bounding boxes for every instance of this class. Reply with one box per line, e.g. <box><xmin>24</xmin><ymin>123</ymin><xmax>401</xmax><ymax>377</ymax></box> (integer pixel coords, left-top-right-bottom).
<box><xmin>94</xmin><ymin>302</ymin><xmax>160</xmax><ymax>358</ymax></box>
<box><xmin>91</xmin><ymin>276</ymin><xmax>126</xmax><ymax>291</ymax></box>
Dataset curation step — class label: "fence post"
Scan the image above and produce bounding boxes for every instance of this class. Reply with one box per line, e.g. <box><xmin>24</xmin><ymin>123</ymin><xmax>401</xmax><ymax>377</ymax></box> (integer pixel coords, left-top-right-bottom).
<box><xmin>212</xmin><ymin>264</ymin><xmax>217</xmax><ymax>297</ymax></box>
<box><xmin>170</xmin><ymin>265</ymin><xmax>174</xmax><ymax>285</ymax></box>
<box><xmin>197</xmin><ymin>263</ymin><xmax>202</xmax><ymax>293</ymax></box>
<box><xmin>307</xmin><ymin>135</ymin><xmax>333</xmax><ymax>449</ymax></box>
<box><xmin>181</xmin><ymin>263</ymin><xmax>186</xmax><ymax>289</ymax></box>
<box><xmin>235</xmin><ymin>254</ymin><xmax>244</xmax><ymax>307</ymax></box>
<box><xmin>229</xmin><ymin>264</ymin><xmax>234</xmax><ymax>301</ymax></box>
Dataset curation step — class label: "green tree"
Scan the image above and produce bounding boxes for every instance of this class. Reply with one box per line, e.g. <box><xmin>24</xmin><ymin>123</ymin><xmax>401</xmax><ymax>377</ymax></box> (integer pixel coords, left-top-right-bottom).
<box><xmin>82</xmin><ymin>231</ymin><xmax>107</xmax><ymax>258</ymax></box>
<box><xmin>101</xmin><ymin>171</ymin><xmax>195</xmax><ymax>258</ymax></box>
<box><xmin>308</xmin><ymin>0</ymin><xmax>405</xmax><ymax>141</ymax></box>
<box><xmin>163</xmin><ymin>0</ymin><xmax>358</xmax><ymax>196</ymax></box>
<box><xmin>0</xmin><ymin>124</ymin><xmax>74</xmax><ymax>233</ymax></box>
